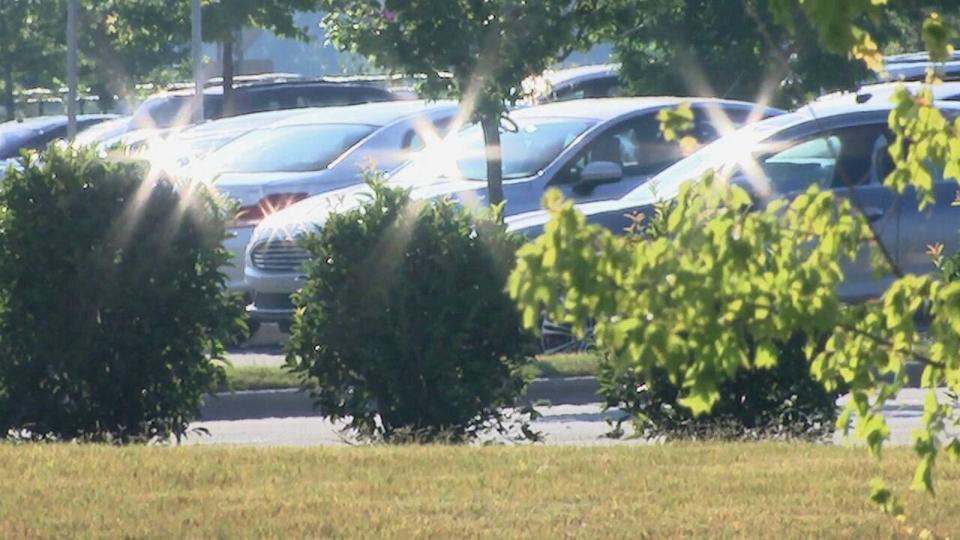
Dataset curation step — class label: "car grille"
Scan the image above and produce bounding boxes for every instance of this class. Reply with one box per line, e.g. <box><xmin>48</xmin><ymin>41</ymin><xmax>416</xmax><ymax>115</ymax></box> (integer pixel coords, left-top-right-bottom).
<box><xmin>250</xmin><ymin>240</ymin><xmax>311</xmax><ymax>272</ymax></box>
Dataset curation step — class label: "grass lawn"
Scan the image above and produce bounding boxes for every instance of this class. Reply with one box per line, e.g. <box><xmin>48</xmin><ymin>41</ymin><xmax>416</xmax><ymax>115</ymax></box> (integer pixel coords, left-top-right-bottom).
<box><xmin>222</xmin><ymin>352</ymin><xmax>602</xmax><ymax>392</ymax></box>
<box><xmin>0</xmin><ymin>443</ymin><xmax>956</xmax><ymax>538</ymax></box>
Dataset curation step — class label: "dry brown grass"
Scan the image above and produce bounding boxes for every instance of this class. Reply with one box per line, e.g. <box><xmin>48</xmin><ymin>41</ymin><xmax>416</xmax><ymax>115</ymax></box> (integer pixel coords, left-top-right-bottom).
<box><xmin>0</xmin><ymin>443</ymin><xmax>957</xmax><ymax>538</ymax></box>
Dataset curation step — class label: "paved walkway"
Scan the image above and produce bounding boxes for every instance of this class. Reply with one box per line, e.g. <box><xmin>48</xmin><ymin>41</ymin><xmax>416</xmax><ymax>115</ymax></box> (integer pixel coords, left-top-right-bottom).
<box><xmin>217</xmin><ymin>327</ymin><xmax>955</xmax><ymax>447</ymax></box>
<box><xmin>188</xmin><ymin>388</ymin><xmax>953</xmax><ymax>447</ymax></box>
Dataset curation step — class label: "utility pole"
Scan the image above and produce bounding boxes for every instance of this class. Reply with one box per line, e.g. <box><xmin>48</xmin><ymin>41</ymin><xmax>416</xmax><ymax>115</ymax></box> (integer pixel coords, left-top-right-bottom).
<box><xmin>66</xmin><ymin>0</ymin><xmax>78</xmax><ymax>139</ymax></box>
<box><xmin>191</xmin><ymin>0</ymin><xmax>204</xmax><ymax>123</ymax></box>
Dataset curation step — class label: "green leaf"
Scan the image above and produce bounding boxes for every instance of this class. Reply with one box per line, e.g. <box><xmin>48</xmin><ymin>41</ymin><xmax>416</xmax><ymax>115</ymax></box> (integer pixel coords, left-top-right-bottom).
<box><xmin>922</xmin><ymin>13</ymin><xmax>956</xmax><ymax>63</ymax></box>
<box><xmin>754</xmin><ymin>342</ymin><xmax>778</xmax><ymax>369</ymax></box>
<box><xmin>869</xmin><ymin>478</ymin><xmax>904</xmax><ymax>516</ymax></box>
<box><xmin>911</xmin><ymin>454</ymin><xmax>935</xmax><ymax>494</ymax></box>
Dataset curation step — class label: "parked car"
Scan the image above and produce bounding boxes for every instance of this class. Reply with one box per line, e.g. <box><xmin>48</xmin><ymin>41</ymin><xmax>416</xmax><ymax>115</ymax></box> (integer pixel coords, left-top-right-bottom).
<box><xmin>816</xmin><ymin>80</ymin><xmax>960</xmax><ymax>104</ymax></box>
<box><xmin>0</xmin><ymin>114</ymin><xmax>119</xmax><ymax>160</ymax></box>
<box><xmin>194</xmin><ymin>100</ymin><xmax>459</xmax><ymax>296</ymax></box>
<box><xmin>131</xmin><ymin>79</ymin><xmax>404</xmax><ymax>130</ymax></box>
<box><xmin>506</xmin><ymin>98</ymin><xmax>960</xmax><ymax>304</ymax></box>
<box><xmin>881</xmin><ymin>54</ymin><xmax>960</xmax><ymax>82</ymax></box>
<box><xmin>75</xmin><ymin>109</ymin><xmax>313</xmax><ymax>172</ymax></box>
<box><xmin>526</xmin><ymin>64</ymin><xmax>622</xmax><ymax>103</ymax></box>
<box><xmin>244</xmin><ymin>97</ymin><xmax>783</xmax><ymax>326</ymax></box>
<box><xmin>73</xmin><ymin>116</ymin><xmax>135</xmax><ymax>147</ymax></box>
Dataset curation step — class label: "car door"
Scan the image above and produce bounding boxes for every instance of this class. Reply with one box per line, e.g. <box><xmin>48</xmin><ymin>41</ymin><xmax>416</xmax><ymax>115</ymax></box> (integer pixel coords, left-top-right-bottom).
<box><xmin>549</xmin><ymin>106</ymin><xmax>752</xmax><ymax>204</ymax></box>
<box><xmin>745</xmin><ymin>122</ymin><xmax>900</xmax><ymax>301</ymax></box>
<box><xmin>897</xmin><ymin>178</ymin><xmax>960</xmax><ymax>277</ymax></box>
<box><xmin>550</xmin><ymin>112</ymin><xmax>677</xmax><ymax>203</ymax></box>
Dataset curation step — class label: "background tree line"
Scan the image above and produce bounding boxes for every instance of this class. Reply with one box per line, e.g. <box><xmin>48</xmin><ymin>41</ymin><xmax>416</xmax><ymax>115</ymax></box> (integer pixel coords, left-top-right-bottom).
<box><xmin>2</xmin><ymin>0</ymin><xmax>959</xmax><ymax>121</ymax></box>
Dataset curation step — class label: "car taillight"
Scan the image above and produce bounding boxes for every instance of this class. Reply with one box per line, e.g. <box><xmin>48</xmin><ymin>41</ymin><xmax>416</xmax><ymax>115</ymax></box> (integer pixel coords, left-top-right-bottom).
<box><xmin>234</xmin><ymin>192</ymin><xmax>309</xmax><ymax>227</ymax></box>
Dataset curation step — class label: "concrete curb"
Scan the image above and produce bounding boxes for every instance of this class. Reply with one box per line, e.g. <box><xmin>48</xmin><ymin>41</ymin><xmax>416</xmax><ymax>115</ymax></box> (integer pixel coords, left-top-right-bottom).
<box><xmin>199</xmin><ymin>363</ymin><xmax>930</xmax><ymax>422</ymax></box>
<box><xmin>200</xmin><ymin>376</ymin><xmax>602</xmax><ymax>421</ymax></box>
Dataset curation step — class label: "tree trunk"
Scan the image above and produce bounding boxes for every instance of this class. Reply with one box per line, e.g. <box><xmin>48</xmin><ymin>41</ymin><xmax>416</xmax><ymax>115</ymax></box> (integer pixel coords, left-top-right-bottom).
<box><xmin>220</xmin><ymin>36</ymin><xmax>235</xmax><ymax>118</ymax></box>
<box><xmin>481</xmin><ymin>116</ymin><xmax>505</xmax><ymax>207</ymax></box>
<box><xmin>2</xmin><ymin>63</ymin><xmax>13</xmax><ymax>121</ymax></box>
<box><xmin>0</xmin><ymin>0</ymin><xmax>10</xmax><ymax>121</ymax></box>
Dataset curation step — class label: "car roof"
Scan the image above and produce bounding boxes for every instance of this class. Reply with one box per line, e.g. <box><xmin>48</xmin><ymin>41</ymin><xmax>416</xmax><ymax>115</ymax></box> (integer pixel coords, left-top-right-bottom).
<box><xmin>793</xmin><ymin>97</ymin><xmax>960</xmax><ymax>124</ymax></box>
<box><xmin>509</xmin><ymin>97</ymin><xmax>777</xmax><ymax>122</ymax></box>
<box><xmin>543</xmin><ymin>64</ymin><xmax>620</xmax><ymax>87</ymax></box>
<box><xmin>159</xmin><ymin>79</ymin><xmax>395</xmax><ymax>98</ymax></box>
<box><xmin>0</xmin><ymin>114</ymin><xmax>118</xmax><ymax>133</ymax></box>
<box><xmin>879</xmin><ymin>60</ymin><xmax>960</xmax><ymax>82</ymax></box>
<box><xmin>265</xmin><ymin>100</ymin><xmax>458</xmax><ymax>128</ymax></box>
<box><xmin>885</xmin><ymin>51</ymin><xmax>960</xmax><ymax>64</ymax></box>
<box><xmin>817</xmin><ymin>81</ymin><xmax>960</xmax><ymax>104</ymax></box>
<box><xmin>179</xmin><ymin>108</ymin><xmax>309</xmax><ymax>138</ymax></box>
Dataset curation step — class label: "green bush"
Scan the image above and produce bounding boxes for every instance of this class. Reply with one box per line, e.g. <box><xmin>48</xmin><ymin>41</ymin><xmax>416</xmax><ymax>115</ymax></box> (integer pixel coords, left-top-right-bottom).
<box><xmin>0</xmin><ymin>147</ymin><xmax>241</xmax><ymax>443</ymax></box>
<box><xmin>601</xmin><ymin>333</ymin><xmax>843</xmax><ymax>440</ymax></box>
<box><xmin>287</xmin><ymin>180</ymin><xmax>536</xmax><ymax>442</ymax></box>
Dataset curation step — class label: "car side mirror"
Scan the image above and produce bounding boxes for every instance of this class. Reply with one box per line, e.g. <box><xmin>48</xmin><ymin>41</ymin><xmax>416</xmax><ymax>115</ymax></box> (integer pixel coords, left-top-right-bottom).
<box><xmin>729</xmin><ymin>175</ymin><xmax>754</xmax><ymax>193</ymax></box>
<box><xmin>574</xmin><ymin>160</ymin><xmax>623</xmax><ymax>193</ymax></box>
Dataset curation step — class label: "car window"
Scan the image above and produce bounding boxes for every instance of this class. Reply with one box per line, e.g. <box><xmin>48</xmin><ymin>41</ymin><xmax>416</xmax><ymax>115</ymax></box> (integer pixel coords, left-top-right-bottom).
<box><xmin>554</xmin><ymin>89</ymin><xmax>586</xmax><ymax>102</ymax></box>
<box><xmin>451</xmin><ymin>118</ymin><xmax>594</xmax><ymax>181</ymax></box>
<box><xmin>755</xmin><ymin>124</ymin><xmax>892</xmax><ymax>193</ymax></box>
<box><xmin>759</xmin><ymin>136</ymin><xmax>841</xmax><ymax>193</ymax></box>
<box><xmin>829</xmin><ymin>125</ymin><xmax>892</xmax><ymax>188</ymax></box>
<box><xmin>556</xmin><ymin>114</ymin><xmax>681</xmax><ymax>184</ymax></box>
<box><xmin>239</xmin><ymin>88</ymin><xmax>294</xmax><ymax>113</ymax></box>
<box><xmin>206</xmin><ymin>123</ymin><xmax>377</xmax><ymax>173</ymax></box>
<box><xmin>403</xmin><ymin>117</ymin><xmax>452</xmax><ymax>152</ymax></box>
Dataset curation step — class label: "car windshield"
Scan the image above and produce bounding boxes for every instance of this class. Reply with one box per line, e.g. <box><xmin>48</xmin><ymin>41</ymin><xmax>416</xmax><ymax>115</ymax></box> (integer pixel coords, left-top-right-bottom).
<box><xmin>205</xmin><ymin>123</ymin><xmax>377</xmax><ymax>173</ymax></box>
<box><xmin>633</xmin><ymin>112</ymin><xmax>803</xmax><ymax>200</ymax></box>
<box><xmin>455</xmin><ymin>118</ymin><xmax>594</xmax><ymax>180</ymax></box>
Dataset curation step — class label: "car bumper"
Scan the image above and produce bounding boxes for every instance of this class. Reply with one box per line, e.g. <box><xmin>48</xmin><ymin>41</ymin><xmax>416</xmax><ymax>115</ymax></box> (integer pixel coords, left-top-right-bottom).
<box><xmin>224</xmin><ymin>225</ymin><xmax>255</xmax><ymax>294</ymax></box>
<box><xmin>244</xmin><ymin>263</ymin><xmax>304</xmax><ymax>322</ymax></box>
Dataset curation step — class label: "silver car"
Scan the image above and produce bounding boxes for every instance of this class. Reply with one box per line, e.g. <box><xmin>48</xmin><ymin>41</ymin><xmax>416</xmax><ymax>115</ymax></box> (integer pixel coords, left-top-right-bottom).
<box><xmin>244</xmin><ymin>97</ymin><xmax>782</xmax><ymax>325</ymax></box>
<box><xmin>192</xmin><ymin>100</ymin><xmax>459</xmax><ymax>294</ymax></box>
<box><xmin>507</xmin><ymin>98</ymin><xmax>960</xmax><ymax>302</ymax></box>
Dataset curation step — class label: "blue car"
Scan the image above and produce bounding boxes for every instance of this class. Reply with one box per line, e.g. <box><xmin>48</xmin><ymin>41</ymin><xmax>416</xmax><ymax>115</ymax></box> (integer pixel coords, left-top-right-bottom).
<box><xmin>0</xmin><ymin>114</ymin><xmax>119</xmax><ymax>160</ymax></box>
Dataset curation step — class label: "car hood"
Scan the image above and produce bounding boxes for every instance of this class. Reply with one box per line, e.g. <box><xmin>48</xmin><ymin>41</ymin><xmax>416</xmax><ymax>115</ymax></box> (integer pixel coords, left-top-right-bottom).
<box><xmin>252</xmin><ymin>173</ymin><xmax>536</xmax><ymax>245</ymax></box>
<box><xmin>214</xmin><ymin>170</ymin><xmax>334</xmax><ymax>206</ymax></box>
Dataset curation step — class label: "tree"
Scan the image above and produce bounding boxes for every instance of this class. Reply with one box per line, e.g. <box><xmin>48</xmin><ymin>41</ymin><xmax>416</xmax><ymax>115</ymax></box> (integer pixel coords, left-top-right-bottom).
<box><xmin>195</xmin><ymin>0</ymin><xmax>318</xmax><ymax>116</ymax></box>
<box><xmin>606</xmin><ymin>0</ymin><xmax>860</xmax><ymax>107</ymax></box>
<box><xmin>608</xmin><ymin>1</ymin><xmax>960</xmax><ymax>108</ymax></box>
<box><xmin>0</xmin><ymin>0</ymin><xmax>63</xmax><ymax>120</ymax></box>
<box><xmin>317</xmin><ymin>0</ymin><xmax>626</xmax><ymax>207</ymax></box>
<box><xmin>78</xmin><ymin>1</ymin><xmax>193</xmax><ymax>111</ymax></box>
<box><xmin>511</xmin><ymin>1</ymin><xmax>960</xmax><ymax>522</ymax></box>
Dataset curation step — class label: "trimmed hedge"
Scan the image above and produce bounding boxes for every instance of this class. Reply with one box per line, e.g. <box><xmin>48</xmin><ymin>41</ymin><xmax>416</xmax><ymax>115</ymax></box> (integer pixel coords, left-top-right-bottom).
<box><xmin>287</xmin><ymin>180</ymin><xmax>536</xmax><ymax>442</ymax></box>
<box><xmin>0</xmin><ymin>147</ymin><xmax>242</xmax><ymax>442</ymax></box>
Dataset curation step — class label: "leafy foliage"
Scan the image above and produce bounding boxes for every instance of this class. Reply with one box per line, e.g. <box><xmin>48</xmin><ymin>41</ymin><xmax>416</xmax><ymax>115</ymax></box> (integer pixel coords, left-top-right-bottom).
<box><xmin>513</xmin><ymin>5</ymin><xmax>960</xmax><ymax>514</ymax></box>
<box><xmin>512</xmin><ymin>179</ymin><xmax>869</xmax><ymax>413</ymax></box>
<box><xmin>610</xmin><ymin>0</ymin><xmax>868</xmax><ymax>106</ymax></box>
<box><xmin>599</xmin><ymin>324</ymin><xmax>841</xmax><ymax>440</ymax></box>
<box><xmin>0</xmin><ymin>0</ymin><xmax>63</xmax><ymax>119</ymax></box>
<box><xmin>287</xmin><ymin>179</ymin><xmax>536</xmax><ymax>442</ymax></box>
<box><xmin>0</xmin><ymin>146</ymin><xmax>241</xmax><ymax>442</ymax></box>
